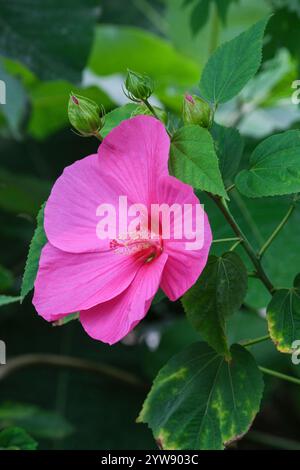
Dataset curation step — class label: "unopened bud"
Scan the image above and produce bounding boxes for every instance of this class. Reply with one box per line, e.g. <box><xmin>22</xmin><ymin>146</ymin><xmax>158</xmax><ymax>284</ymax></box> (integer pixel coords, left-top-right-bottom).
<box><xmin>68</xmin><ymin>93</ymin><xmax>103</xmax><ymax>137</ymax></box>
<box><xmin>125</xmin><ymin>70</ymin><xmax>154</xmax><ymax>102</ymax></box>
<box><xmin>182</xmin><ymin>94</ymin><xmax>212</xmax><ymax>128</ymax></box>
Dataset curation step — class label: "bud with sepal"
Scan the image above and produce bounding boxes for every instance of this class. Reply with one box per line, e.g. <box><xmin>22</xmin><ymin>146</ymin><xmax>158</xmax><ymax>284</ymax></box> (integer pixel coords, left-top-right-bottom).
<box><xmin>182</xmin><ymin>94</ymin><xmax>213</xmax><ymax>128</ymax></box>
<box><xmin>124</xmin><ymin>70</ymin><xmax>154</xmax><ymax>102</ymax></box>
<box><xmin>68</xmin><ymin>93</ymin><xmax>103</xmax><ymax>138</ymax></box>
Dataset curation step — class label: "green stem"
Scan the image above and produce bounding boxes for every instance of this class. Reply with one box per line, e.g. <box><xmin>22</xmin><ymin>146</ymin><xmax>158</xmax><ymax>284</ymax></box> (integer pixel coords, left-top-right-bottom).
<box><xmin>143</xmin><ymin>99</ymin><xmax>159</xmax><ymax>119</ymax></box>
<box><xmin>259</xmin><ymin>366</ymin><xmax>300</xmax><ymax>386</ymax></box>
<box><xmin>226</xmin><ymin>183</ymin><xmax>235</xmax><ymax>193</ymax></box>
<box><xmin>231</xmin><ymin>189</ymin><xmax>264</xmax><ymax>246</ymax></box>
<box><xmin>144</xmin><ymin>100</ymin><xmax>172</xmax><ymax>137</ymax></box>
<box><xmin>209</xmin><ymin>194</ymin><xmax>274</xmax><ymax>293</ymax></box>
<box><xmin>209</xmin><ymin>3</ymin><xmax>220</xmax><ymax>55</ymax></box>
<box><xmin>258</xmin><ymin>199</ymin><xmax>297</xmax><ymax>259</ymax></box>
<box><xmin>229</xmin><ymin>239</ymin><xmax>242</xmax><ymax>251</ymax></box>
<box><xmin>247</xmin><ymin>271</ymin><xmax>258</xmax><ymax>278</ymax></box>
<box><xmin>212</xmin><ymin>237</ymin><xmax>240</xmax><ymax>244</ymax></box>
<box><xmin>241</xmin><ymin>335</ymin><xmax>270</xmax><ymax>347</ymax></box>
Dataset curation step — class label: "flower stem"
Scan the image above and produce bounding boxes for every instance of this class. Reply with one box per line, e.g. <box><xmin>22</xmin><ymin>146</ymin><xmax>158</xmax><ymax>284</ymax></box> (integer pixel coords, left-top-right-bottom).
<box><xmin>226</xmin><ymin>183</ymin><xmax>235</xmax><ymax>193</ymax></box>
<box><xmin>143</xmin><ymin>99</ymin><xmax>159</xmax><ymax>119</ymax></box>
<box><xmin>259</xmin><ymin>366</ymin><xmax>300</xmax><ymax>386</ymax></box>
<box><xmin>247</xmin><ymin>271</ymin><xmax>258</xmax><ymax>278</ymax></box>
<box><xmin>241</xmin><ymin>334</ymin><xmax>270</xmax><ymax>347</ymax></box>
<box><xmin>229</xmin><ymin>239</ymin><xmax>242</xmax><ymax>251</ymax></box>
<box><xmin>212</xmin><ymin>237</ymin><xmax>240</xmax><ymax>244</ymax></box>
<box><xmin>258</xmin><ymin>198</ymin><xmax>298</xmax><ymax>259</ymax></box>
<box><xmin>209</xmin><ymin>194</ymin><xmax>274</xmax><ymax>293</ymax></box>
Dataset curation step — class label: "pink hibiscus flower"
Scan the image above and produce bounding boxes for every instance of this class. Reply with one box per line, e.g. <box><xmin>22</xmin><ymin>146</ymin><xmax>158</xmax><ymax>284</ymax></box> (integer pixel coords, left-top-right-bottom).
<box><xmin>33</xmin><ymin>116</ymin><xmax>212</xmax><ymax>344</ymax></box>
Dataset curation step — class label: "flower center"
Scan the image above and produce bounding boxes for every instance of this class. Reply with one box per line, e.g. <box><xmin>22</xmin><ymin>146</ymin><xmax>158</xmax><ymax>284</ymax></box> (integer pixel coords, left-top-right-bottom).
<box><xmin>110</xmin><ymin>229</ymin><xmax>162</xmax><ymax>263</ymax></box>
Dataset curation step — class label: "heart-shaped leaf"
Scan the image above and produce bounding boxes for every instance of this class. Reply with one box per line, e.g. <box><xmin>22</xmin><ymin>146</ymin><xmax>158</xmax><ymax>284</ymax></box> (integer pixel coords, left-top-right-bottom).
<box><xmin>267</xmin><ymin>274</ymin><xmax>300</xmax><ymax>353</ymax></box>
<box><xmin>236</xmin><ymin>130</ymin><xmax>300</xmax><ymax>197</ymax></box>
<box><xmin>138</xmin><ymin>342</ymin><xmax>264</xmax><ymax>450</ymax></box>
<box><xmin>199</xmin><ymin>17</ymin><xmax>269</xmax><ymax>104</ymax></box>
<box><xmin>169</xmin><ymin>125</ymin><xmax>227</xmax><ymax>198</ymax></box>
<box><xmin>211</xmin><ymin>123</ymin><xmax>244</xmax><ymax>182</ymax></box>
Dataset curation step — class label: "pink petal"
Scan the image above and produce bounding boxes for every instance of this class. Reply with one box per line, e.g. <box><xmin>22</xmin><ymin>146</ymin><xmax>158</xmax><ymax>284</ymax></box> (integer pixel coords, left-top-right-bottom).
<box><xmin>45</xmin><ymin>116</ymin><xmax>170</xmax><ymax>254</ymax></box>
<box><xmin>79</xmin><ymin>253</ymin><xmax>168</xmax><ymax>345</ymax></box>
<box><xmin>33</xmin><ymin>243</ymin><xmax>143</xmax><ymax>320</ymax></box>
<box><xmin>44</xmin><ymin>154</ymin><xmax>123</xmax><ymax>253</ymax></box>
<box><xmin>98</xmin><ymin>115</ymin><xmax>170</xmax><ymax>208</ymax></box>
<box><xmin>157</xmin><ymin>175</ymin><xmax>212</xmax><ymax>300</ymax></box>
<box><xmin>43</xmin><ymin>312</ymin><xmax>69</xmax><ymax>322</ymax></box>
<box><xmin>154</xmin><ymin>175</ymin><xmax>200</xmax><ymax>239</ymax></box>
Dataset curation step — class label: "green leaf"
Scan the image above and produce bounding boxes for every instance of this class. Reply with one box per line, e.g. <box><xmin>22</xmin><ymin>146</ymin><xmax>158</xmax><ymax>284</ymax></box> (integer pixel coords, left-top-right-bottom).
<box><xmin>101</xmin><ymin>104</ymin><xmax>138</xmax><ymax>138</ymax></box>
<box><xmin>0</xmin><ymin>296</ymin><xmax>21</xmax><ymax>307</ymax></box>
<box><xmin>169</xmin><ymin>125</ymin><xmax>227</xmax><ymax>197</ymax></box>
<box><xmin>89</xmin><ymin>25</ymin><xmax>199</xmax><ymax>85</ymax></box>
<box><xmin>190</xmin><ymin>0</ymin><xmax>211</xmax><ymax>35</ymax></box>
<box><xmin>211</xmin><ymin>123</ymin><xmax>244</xmax><ymax>182</ymax></box>
<box><xmin>0</xmin><ymin>402</ymin><xmax>73</xmax><ymax>440</ymax></box>
<box><xmin>21</xmin><ymin>205</ymin><xmax>47</xmax><ymax>301</ymax></box>
<box><xmin>235</xmin><ymin>130</ymin><xmax>300</xmax><ymax>198</ymax></box>
<box><xmin>199</xmin><ymin>17</ymin><xmax>269</xmax><ymax>104</ymax></box>
<box><xmin>0</xmin><ymin>427</ymin><xmax>37</xmax><ymax>450</ymax></box>
<box><xmin>267</xmin><ymin>274</ymin><xmax>300</xmax><ymax>353</ymax></box>
<box><xmin>3</xmin><ymin>57</ymin><xmax>37</xmax><ymax>88</ymax></box>
<box><xmin>182</xmin><ymin>253</ymin><xmax>248</xmax><ymax>358</ymax></box>
<box><xmin>0</xmin><ymin>0</ymin><xmax>100</xmax><ymax>82</ymax></box>
<box><xmin>264</xmin><ymin>7</ymin><xmax>300</xmax><ymax>65</ymax></box>
<box><xmin>138</xmin><ymin>342</ymin><xmax>264</xmax><ymax>450</ymax></box>
<box><xmin>28</xmin><ymin>81</ymin><xmax>112</xmax><ymax>140</ymax></box>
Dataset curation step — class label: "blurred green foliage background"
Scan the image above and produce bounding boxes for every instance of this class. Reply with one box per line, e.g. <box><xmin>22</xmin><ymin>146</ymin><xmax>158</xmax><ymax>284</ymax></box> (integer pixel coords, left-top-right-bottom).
<box><xmin>0</xmin><ymin>0</ymin><xmax>300</xmax><ymax>450</ymax></box>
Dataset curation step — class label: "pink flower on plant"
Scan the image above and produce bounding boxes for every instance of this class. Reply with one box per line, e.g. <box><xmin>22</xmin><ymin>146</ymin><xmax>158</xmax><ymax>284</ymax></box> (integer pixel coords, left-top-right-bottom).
<box><xmin>33</xmin><ymin>116</ymin><xmax>212</xmax><ymax>344</ymax></box>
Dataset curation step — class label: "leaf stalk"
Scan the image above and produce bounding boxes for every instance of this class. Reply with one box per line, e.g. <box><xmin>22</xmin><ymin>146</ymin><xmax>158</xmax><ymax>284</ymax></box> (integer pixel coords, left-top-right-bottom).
<box><xmin>258</xmin><ymin>197</ymin><xmax>298</xmax><ymax>259</ymax></box>
<box><xmin>208</xmin><ymin>194</ymin><xmax>274</xmax><ymax>293</ymax></box>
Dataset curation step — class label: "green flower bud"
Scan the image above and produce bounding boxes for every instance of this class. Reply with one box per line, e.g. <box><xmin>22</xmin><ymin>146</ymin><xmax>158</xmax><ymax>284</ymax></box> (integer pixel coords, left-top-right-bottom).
<box><xmin>68</xmin><ymin>93</ymin><xmax>103</xmax><ymax>137</ymax></box>
<box><xmin>125</xmin><ymin>70</ymin><xmax>154</xmax><ymax>102</ymax></box>
<box><xmin>182</xmin><ymin>94</ymin><xmax>213</xmax><ymax>128</ymax></box>
<box><xmin>131</xmin><ymin>104</ymin><xmax>167</xmax><ymax>124</ymax></box>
